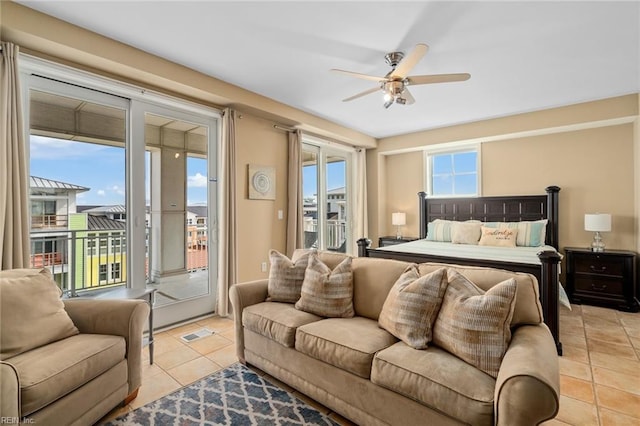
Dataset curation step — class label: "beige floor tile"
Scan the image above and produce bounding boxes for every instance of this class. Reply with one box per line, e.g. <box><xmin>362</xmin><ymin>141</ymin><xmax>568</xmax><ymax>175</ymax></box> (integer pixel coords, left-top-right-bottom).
<box><xmin>584</xmin><ymin>326</ymin><xmax>632</xmax><ymax>346</ymax></box>
<box><xmin>553</xmin><ymin>396</ymin><xmax>599</xmax><ymax>426</ymax></box>
<box><xmin>196</xmin><ymin>316</ymin><xmax>234</xmax><ymax>331</ymax></box>
<box><xmin>560</xmin><ymin>322</ymin><xmax>586</xmax><ymax>336</ymax></box>
<box><xmin>167</xmin><ymin>356</ymin><xmax>223</xmax><ymax>386</ymax></box>
<box><xmin>141</xmin><ymin>361</ymin><xmax>165</xmax><ymax>379</ymax></box>
<box><xmin>561</xmin><ymin>333</ymin><xmax>587</xmax><ymax>349</ymax></box>
<box><xmin>540</xmin><ymin>419</ymin><xmax>572</xmax><ymax>426</ymax></box>
<box><xmin>219</xmin><ymin>328</ymin><xmax>236</xmax><ymax>341</ymax></box>
<box><xmin>589</xmin><ymin>351</ymin><xmax>640</xmax><ymax>376</ymax></box>
<box><xmin>187</xmin><ymin>334</ymin><xmax>233</xmax><ymax>355</ymax></box>
<box><xmin>587</xmin><ymin>338</ymin><xmax>639</xmax><ymax>360</ymax></box>
<box><xmin>206</xmin><ymin>344</ymin><xmax>239</xmax><ymax>367</ymax></box>
<box><xmin>561</xmin><ymin>344</ymin><xmax>589</xmax><ymax>364</ymax></box>
<box><xmin>582</xmin><ymin>305</ymin><xmax>619</xmax><ymax>320</ymax></box>
<box><xmin>559</xmin><ymin>375</ymin><xmax>594</xmax><ymax>403</ymax></box>
<box><xmin>154</xmin><ymin>345</ymin><xmax>202</xmax><ymax>370</ymax></box>
<box><xmin>131</xmin><ymin>370</ymin><xmax>182</xmax><ymax>409</ymax></box>
<box><xmin>600</xmin><ymin>407</ymin><xmax>640</xmax><ymax>426</ymax></box>
<box><xmin>595</xmin><ymin>384</ymin><xmax>640</xmax><ymax>418</ymax></box>
<box><xmin>559</xmin><ymin>357</ymin><xmax>592</xmax><ymax>381</ymax></box>
<box><xmin>592</xmin><ymin>366</ymin><xmax>640</xmax><ymax>395</ymax></box>
<box><xmin>623</xmin><ymin>325</ymin><xmax>640</xmax><ymax>339</ymax></box>
<box><xmin>583</xmin><ymin>314</ymin><xmax>620</xmax><ymax>328</ymax></box>
<box><xmin>618</xmin><ymin>314</ymin><xmax>640</xmax><ymax>329</ymax></box>
<box><xmin>165</xmin><ymin>322</ymin><xmax>204</xmax><ymax>337</ymax></box>
<box><xmin>629</xmin><ymin>336</ymin><xmax>640</xmax><ymax>349</ymax></box>
<box><xmin>559</xmin><ymin>315</ymin><xmax>584</xmax><ymax>329</ymax></box>
<box><xmin>152</xmin><ymin>334</ymin><xmax>184</xmax><ymax>355</ymax></box>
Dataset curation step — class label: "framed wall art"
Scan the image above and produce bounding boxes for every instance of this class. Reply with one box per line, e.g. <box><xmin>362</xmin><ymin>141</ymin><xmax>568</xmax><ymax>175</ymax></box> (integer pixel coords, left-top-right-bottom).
<box><xmin>248</xmin><ymin>164</ymin><xmax>276</xmax><ymax>200</ymax></box>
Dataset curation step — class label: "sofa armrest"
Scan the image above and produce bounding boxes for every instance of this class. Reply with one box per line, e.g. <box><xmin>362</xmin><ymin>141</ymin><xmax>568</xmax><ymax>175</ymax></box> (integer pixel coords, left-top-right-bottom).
<box><xmin>0</xmin><ymin>361</ymin><xmax>20</xmax><ymax>419</ymax></box>
<box><xmin>63</xmin><ymin>298</ymin><xmax>150</xmax><ymax>393</ymax></box>
<box><xmin>229</xmin><ymin>280</ymin><xmax>268</xmax><ymax>363</ymax></box>
<box><xmin>495</xmin><ymin>324</ymin><xmax>560</xmax><ymax>426</ymax></box>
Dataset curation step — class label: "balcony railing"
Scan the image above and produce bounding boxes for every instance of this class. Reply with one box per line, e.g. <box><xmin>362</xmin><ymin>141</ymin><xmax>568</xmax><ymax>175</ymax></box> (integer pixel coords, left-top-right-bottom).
<box><xmin>303</xmin><ymin>219</ymin><xmax>346</xmax><ymax>252</ymax></box>
<box><xmin>31</xmin><ymin>214</ymin><xmax>68</xmax><ymax>229</ymax></box>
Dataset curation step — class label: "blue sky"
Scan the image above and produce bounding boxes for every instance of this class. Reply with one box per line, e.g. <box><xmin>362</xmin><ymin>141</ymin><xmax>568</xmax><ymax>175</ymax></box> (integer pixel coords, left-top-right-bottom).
<box><xmin>303</xmin><ymin>161</ymin><xmax>345</xmax><ymax>198</ymax></box>
<box><xmin>30</xmin><ymin>136</ymin><xmax>208</xmax><ymax>206</ymax></box>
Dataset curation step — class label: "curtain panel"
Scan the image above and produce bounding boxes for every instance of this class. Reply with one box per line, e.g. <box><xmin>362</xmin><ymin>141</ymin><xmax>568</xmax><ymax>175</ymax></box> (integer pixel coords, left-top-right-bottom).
<box><xmin>354</xmin><ymin>148</ymin><xmax>368</xmax><ymax>253</ymax></box>
<box><xmin>286</xmin><ymin>130</ymin><xmax>303</xmax><ymax>257</ymax></box>
<box><xmin>0</xmin><ymin>42</ymin><xmax>29</xmax><ymax>270</ymax></box>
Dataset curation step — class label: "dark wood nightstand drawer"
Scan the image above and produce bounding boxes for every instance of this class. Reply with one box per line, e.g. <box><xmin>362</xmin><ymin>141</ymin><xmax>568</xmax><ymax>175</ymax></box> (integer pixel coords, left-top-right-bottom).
<box><xmin>574</xmin><ymin>276</ymin><xmax>624</xmax><ymax>298</ymax></box>
<box><xmin>573</xmin><ymin>255</ymin><xmax>625</xmax><ymax>277</ymax></box>
<box><xmin>378</xmin><ymin>236</ymin><xmax>418</xmax><ymax>247</ymax></box>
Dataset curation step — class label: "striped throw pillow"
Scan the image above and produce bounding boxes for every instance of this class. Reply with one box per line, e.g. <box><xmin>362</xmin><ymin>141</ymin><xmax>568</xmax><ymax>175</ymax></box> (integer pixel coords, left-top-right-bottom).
<box><xmin>426</xmin><ymin>219</ymin><xmax>453</xmax><ymax>242</ymax></box>
<box><xmin>378</xmin><ymin>266</ymin><xmax>448</xmax><ymax>349</ymax></box>
<box><xmin>432</xmin><ymin>270</ymin><xmax>517</xmax><ymax>378</ymax></box>
<box><xmin>267</xmin><ymin>249</ymin><xmax>313</xmax><ymax>303</ymax></box>
<box><xmin>295</xmin><ymin>254</ymin><xmax>354</xmax><ymax>318</ymax></box>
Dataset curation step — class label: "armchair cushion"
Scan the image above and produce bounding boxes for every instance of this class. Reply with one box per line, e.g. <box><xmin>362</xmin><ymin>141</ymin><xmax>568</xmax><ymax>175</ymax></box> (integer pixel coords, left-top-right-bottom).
<box><xmin>0</xmin><ymin>268</ymin><xmax>79</xmax><ymax>360</ymax></box>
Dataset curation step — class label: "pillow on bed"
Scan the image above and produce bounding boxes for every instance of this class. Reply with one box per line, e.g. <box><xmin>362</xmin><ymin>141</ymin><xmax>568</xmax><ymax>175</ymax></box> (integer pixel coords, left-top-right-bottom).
<box><xmin>426</xmin><ymin>219</ymin><xmax>453</xmax><ymax>242</ymax></box>
<box><xmin>483</xmin><ymin>220</ymin><xmax>547</xmax><ymax>247</ymax></box>
<box><xmin>432</xmin><ymin>270</ymin><xmax>517</xmax><ymax>378</ymax></box>
<box><xmin>451</xmin><ymin>222</ymin><xmax>482</xmax><ymax>245</ymax></box>
<box><xmin>478</xmin><ymin>226</ymin><xmax>518</xmax><ymax>247</ymax></box>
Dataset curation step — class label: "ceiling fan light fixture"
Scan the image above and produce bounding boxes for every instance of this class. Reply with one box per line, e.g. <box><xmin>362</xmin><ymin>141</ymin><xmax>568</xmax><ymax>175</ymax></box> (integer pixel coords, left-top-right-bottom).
<box><xmin>395</xmin><ymin>97</ymin><xmax>407</xmax><ymax>105</ymax></box>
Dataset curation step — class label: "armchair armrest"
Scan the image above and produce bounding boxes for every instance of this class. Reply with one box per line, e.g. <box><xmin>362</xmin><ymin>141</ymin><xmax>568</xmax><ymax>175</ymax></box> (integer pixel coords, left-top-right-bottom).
<box><xmin>229</xmin><ymin>279</ymin><xmax>268</xmax><ymax>363</ymax></box>
<box><xmin>63</xmin><ymin>298</ymin><xmax>149</xmax><ymax>393</ymax></box>
<box><xmin>495</xmin><ymin>324</ymin><xmax>560</xmax><ymax>426</ymax></box>
<box><xmin>0</xmin><ymin>361</ymin><xmax>20</xmax><ymax>419</ymax></box>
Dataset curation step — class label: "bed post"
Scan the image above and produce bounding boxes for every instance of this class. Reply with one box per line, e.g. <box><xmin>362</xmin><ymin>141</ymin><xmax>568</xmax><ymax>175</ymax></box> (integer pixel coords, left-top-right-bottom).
<box><xmin>357</xmin><ymin>238</ymin><xmax>371</xmax><ymax>257</ymax></box>
<box><xmin>539</xmin><ymin>250</ymin><xmax>563</xmax><ymax>355</ymax></box>
<box><xmin>418</xmin><ymin>191</ymin><xmax>427</xmax><ymax>239</ymax></box>
<box><xmin>545</xmin><ymin>186</ymin><xmax>561</xmax><ymax>249</ymax></box>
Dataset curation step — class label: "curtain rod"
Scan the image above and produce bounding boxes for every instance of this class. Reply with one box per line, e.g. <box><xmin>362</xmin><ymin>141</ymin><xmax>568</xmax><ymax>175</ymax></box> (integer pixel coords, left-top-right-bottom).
<box><xmin>273</xmin><ymin>124</ymin><xmax>295</xmax><ymax>132</ymax></box>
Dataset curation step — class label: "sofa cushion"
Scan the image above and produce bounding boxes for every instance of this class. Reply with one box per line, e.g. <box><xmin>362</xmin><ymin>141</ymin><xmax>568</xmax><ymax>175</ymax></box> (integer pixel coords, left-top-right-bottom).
<box><xmin>419</xmin><ymin>262</ymin><xmax>543</xmax><ymax>326</ymax></box>
<box><xmin>378</xmin><ymin>266</ymin><xmax>448</xmax><ymax>349</ymax></box>
<box><xmin>267</xmin><ymin>249</ymin><xmax>313</xmax><ymax>303</ymax></box>
<box><xmin>295</xmin><ymin>254</ymin><xmax>354</xmax><ymax>318</ymax></box>
<box><xmin>352</xmin><ymin>257</ymin><xmax>413</xmax><ymax>320</ymax></box>
<box><xmin>372</xmin><ymin>342</ymin><xmax>495</xmax><ymax>426</ymax></box>
<box><xmin>0</xmin><ymin>268</ymin><xmax>79</xmax><ymax>360</ymax></box>
<box><xmin>432</xmin><ymin>270</ymin><xmax>517</xmax><ymax>378</ymax></box>
<box><xmin>295</xmin><ymin>317</ymin><xmax>397</xmax><ymax>378</ymax></box>
<box><xmin>243</xmin><ymin>302</ymin><xmax>322</xmax><ymax>347</ymax></box>
<box><xmin>7</xmin><ymin>333</ymin><xmax>125</xmax><ymax>416</ymax></box>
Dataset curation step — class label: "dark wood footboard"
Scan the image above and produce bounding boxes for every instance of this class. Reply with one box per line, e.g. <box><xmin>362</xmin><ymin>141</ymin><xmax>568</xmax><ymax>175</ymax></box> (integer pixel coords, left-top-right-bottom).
<box><xmin>357</xmin><ymin>238</ymin><xmax>563</xmax><ymax>355</ymax></box>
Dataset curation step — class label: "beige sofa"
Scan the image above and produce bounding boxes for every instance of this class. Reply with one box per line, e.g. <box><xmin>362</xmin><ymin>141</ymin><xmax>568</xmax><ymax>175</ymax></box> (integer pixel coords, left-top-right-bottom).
<box><xmin>230</xmin><ymin>251</ymin><xmax>559</xmax><ymax>426</ymax></box>
<box><xmin>0</xmin><ymin>268</ymin><xmax>149</xmax><ymax>425</ymax></box>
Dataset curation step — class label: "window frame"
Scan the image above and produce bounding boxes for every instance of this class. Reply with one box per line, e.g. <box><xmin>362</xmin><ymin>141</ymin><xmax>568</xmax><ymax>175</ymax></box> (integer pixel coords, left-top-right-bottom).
<box><xmin>423</xmin><ymin>144</ymin><xmax>481</xmax><ymax>198</ymax></box>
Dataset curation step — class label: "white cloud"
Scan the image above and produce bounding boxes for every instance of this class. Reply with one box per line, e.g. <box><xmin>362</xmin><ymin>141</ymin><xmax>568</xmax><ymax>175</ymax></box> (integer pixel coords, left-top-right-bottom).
<box><xmin>97</xmin><ymin>190</ymin><xmax>106</xmax><ymax>196</ymax></box>
<box><xmin>188</xmin><ymin>173</ymin><xmax>208</xmax><ymax>188</ymax></box>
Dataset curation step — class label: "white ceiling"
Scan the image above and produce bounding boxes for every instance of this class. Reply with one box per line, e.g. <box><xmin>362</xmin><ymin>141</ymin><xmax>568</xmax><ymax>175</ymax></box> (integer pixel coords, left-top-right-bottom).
<box><xmin>17</xmin><ymin>1</ymin><xmax>640</xmax><ymax>139</ymax></box>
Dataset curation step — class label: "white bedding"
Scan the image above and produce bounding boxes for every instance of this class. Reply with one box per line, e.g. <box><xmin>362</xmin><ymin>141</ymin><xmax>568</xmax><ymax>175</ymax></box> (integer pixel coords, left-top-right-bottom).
<box><xmin>376</xmin><ymin>239</ymin><xmax>560</xmax><ymax>265</ymax></box>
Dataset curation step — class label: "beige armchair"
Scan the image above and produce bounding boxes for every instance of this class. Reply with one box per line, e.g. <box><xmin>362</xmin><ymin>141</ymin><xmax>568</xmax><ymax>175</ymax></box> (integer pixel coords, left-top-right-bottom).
<box><xmin>0</xmin><ymin>268</ymin><xmax>149</xmax><ymax>425</ymax></box>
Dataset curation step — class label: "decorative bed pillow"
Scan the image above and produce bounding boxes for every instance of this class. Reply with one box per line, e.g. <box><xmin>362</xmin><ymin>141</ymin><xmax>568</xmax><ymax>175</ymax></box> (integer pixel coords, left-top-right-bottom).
<box><xmin>432</xmin><ymin>270</ymin><xmax>517</xmax><ymax>378</ymax></box>
<box><xmin>426</xmin><ymin>219</ymin><xmax>453</xmax><ymax>242</ymax></box>
<box><xmin>451</xmin><ymin>222</ymin><xmax>482</xmax><ymax>245</ymax></box>
<box><xmin>267</xmin><ymin>249</ymin><xmax>314</xmax><ymax>303</ymax></box>
<box><xmin>0</xmin><ymin>268</ymin><xmax>79</xmax><ymax>360</ymax></box>
<box><xmin>295</xmin><ymin>254</ymin><xmax>354</xmax><ymax>318</ymax></box>
<box><xmin>378</xmin><ymin>266</ymin><xmax>448</xmax><ymax>349</ymax></box>
<box><xmin>483</xmin><ymin>220</ymin><xmax>547</xmax><ymax>247</ymax></box>
<box><xmin>478</xmin><ymin>226</ymin><xmax>518</xmax><ymax>247</ymax></box>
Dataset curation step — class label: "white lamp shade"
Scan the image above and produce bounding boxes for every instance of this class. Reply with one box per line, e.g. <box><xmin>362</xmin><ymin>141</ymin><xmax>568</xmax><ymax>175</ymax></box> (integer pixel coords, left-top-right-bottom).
<box><xmin>584</xmin><ymin>213</ymin><xmax>611</xmax><ymax>232</ymax></box>
<box><xmin>392</xmin><ymin>212</ymin><xmax>406</xmax><ymax>226</ymax></box>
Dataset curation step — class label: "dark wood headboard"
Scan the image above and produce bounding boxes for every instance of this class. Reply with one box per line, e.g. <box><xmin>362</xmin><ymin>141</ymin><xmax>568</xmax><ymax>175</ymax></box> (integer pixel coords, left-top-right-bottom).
<box><xmin>418</xmin><ymin>186</ymin><xmax>561</xmax><ymax>249</ymax></box>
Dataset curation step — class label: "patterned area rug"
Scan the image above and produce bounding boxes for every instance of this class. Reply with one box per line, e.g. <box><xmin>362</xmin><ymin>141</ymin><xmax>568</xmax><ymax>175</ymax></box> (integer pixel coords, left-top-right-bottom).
<box><xmin>105</xmin><ymin>363</ymin><xmax>339</xmax><ymax>425</ymax></box>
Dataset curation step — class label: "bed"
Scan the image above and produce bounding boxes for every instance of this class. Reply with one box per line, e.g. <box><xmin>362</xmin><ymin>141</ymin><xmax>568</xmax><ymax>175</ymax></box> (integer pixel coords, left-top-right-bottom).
<box><xmin>357</xmin><ymin>186</ymin><xmax>563</xmax><ymax>355</ymax></box>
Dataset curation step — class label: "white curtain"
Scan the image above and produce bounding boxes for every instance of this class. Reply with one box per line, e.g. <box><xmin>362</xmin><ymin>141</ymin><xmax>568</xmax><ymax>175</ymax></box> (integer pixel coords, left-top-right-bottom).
<box><xmin>0</xmin><ymin>42</ymin><xmax>29</xmax><ymax>270</ymax></box>
<box><xmin>286</xmin><ymin>130</ymin><xmax>303</xmax><ymax>257</ymax></box>
<box><xmin>217</xmin><ymin>108</ymin><xmax>237</xmax><ymax>316</ymax></box>
<box><xmin>353</xmin><ymin>148</ymin><xmax>368</xmax><ymax>253</ymax></box>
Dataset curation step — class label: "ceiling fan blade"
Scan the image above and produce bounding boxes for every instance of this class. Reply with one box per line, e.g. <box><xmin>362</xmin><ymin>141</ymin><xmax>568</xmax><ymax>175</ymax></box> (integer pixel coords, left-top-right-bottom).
<box><xmin>401</xmin><ymin>88</ymin><xmax>416</xmax><ymax>105</ymax></box>
<box><xmin>390</xmin><ymin>43</ymin><xmax>429</xmax><ymax>79</ymax></box>
<box><xmin>342</xmin><ymin>86</ymin><xmax>380</xmax><ymax>102</ymax></box>
<box><xmin>331</xmin><ymin>68</ymin><xmax>385</xmax><ymax>83</ymax></box>
<box><xmin>407</xmin><ymin>73</ymin><xmax>471</xmax><ymax>85</ymax></box>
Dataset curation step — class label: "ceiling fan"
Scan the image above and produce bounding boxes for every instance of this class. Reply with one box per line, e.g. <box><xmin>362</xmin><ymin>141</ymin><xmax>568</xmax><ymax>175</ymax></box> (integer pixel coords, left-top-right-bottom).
<box><xmin>331</xmin><ymin>43</ymin><xmax>470</xmax><ymax>109</ymax></box>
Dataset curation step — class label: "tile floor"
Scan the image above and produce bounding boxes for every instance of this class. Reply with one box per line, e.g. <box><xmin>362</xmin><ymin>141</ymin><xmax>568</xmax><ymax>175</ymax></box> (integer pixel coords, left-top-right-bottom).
<box><xmin>99</xmin><ymin>304</ymin><xmax>640</xmax><ymax>426</ymax></box>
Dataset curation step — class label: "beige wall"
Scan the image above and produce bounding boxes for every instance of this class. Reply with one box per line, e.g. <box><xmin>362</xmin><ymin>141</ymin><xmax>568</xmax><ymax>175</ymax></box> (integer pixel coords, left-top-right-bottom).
<box><xmin>369</xmin><ymin>95</ymin><xmax>640</xmax><ymax>253</ymax></box>
<box><xmin>235</xmin><ymin>115</ymin><xmax>288</xmax><ymax>282</ymax></box>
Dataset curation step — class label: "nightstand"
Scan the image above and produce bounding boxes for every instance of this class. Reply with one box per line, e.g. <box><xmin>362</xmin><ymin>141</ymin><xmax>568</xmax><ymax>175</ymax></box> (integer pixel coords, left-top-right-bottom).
<box><xmin>378</xmin><ymin>236</ymin><xmax>418</xmax><ymax>247</ymax></box>
<box><xmin>565</xmin><ymin>247</ymin><xmax>639</xmax><ymax>312</ymax></box>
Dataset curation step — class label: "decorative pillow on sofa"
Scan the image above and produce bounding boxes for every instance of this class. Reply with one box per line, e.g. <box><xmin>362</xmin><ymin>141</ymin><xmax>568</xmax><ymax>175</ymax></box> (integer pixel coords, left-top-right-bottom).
<box><xmin>267</xmin><ymin>249</ymin><xmax>314</xmax><ymax>303</ymax></box>
<box><xmin>295</xmin><ymin>253</ymin><xmax>354</xmax><ymax>318</ymax></box>
<box><xmin>378</xmin><ymin>266</ymin><xmax>448</xmax><ymax>349</ymax></box>
<box><xmin>0</xmin><ymin>268</ymin><xmax>79</xmax><ymax>360</ymax></box>
<box><xmin>478</xmin><ymin>226</ymin><xmax>518</xmax><ymax>248</ymax></box>
<box><xmin>432</xmin><ymin>270</ymin><xmax>517</xmax><ymax>378</ymax></box>
<box><xmin>451</xmin><ymin>222</ymin><xmax>482</xmax><ymax>245</ymax></box>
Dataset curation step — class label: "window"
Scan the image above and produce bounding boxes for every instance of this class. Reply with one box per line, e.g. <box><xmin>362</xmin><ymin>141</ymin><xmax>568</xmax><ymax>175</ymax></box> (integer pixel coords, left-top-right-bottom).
<box><xmin>425</xmin><ymin>147</ymin><xmax>479</xmax><ymax>197</ymax></box>
<box><xmin>111</xmin><ymin>263</ymin><xmax>121</xmax><ymax>280</ymax></box>
<box><xmin>99</xmin><ymin>264</ymin><xmax>108</xmax><ymax>282</ymax></box>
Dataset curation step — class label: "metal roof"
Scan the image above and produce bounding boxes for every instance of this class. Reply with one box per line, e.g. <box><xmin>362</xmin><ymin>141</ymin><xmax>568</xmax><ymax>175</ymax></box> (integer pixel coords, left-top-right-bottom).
<box><xmin>30</xmin><ymin>176</ymin><xmax>89</xmax><ymax>192</ymax></box>
<box><xmin>87</xmin><ymin>215</ymin><xmax>126</xmax><ymax>231</ymax></box>
<box><xmin>187</xmin><ymin>206</ymin><xmax>207</xmax><ymax>217</ymax></box>
<box><xmin>82</xmin><ymin>205</ymin><xmax>126</xmax><ymax>214</ymax></box>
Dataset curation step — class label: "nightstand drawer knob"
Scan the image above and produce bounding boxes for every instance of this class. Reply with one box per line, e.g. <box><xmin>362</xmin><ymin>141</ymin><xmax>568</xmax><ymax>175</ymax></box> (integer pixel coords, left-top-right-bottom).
<box><xmin>591</xmin><ymin>283</ymin><xmax>607</xmax><ymax>291</ymax></box>
<box><xmin>589</xmin><ymin>265</ymin><xmax>607</xmax><ymax>273</ymax></box>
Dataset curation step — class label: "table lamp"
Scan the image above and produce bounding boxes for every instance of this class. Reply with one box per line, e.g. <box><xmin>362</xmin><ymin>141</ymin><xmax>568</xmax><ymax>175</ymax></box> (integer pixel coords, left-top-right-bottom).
<box><xmin>584</xmin><ymin>213</ymin><xmax>611</xmax><ymax>252</ymax></box>
<box><xmin>392</xmin><ymin>212</ymin><xmax>406</xmax><ymax>239</ymax></box>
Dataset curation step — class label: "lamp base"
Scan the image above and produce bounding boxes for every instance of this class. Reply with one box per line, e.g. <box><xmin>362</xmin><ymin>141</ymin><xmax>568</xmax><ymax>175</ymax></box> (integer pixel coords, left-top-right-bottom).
<box><xmin>396</xmin><ymin>225</ymin><xmax>402</xmax><ymax>240</ymax></box>
<box><xmin>591</xmin><ymin>231</ymin><xmax>605</xmax><ymax>252</ymax></box>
